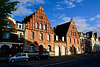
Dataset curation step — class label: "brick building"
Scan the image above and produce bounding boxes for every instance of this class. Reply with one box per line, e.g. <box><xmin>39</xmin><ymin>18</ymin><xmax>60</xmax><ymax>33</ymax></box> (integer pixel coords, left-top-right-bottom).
<box><xmin>0</xmin><ymin>17</ymin><xmax>24</xmax><ymax>57</ymax></box>
<box><xmin>54</xmin><ymin>18</ymin><xmax>81</xmax><ymax>55</ymax></box>
<box><xmin>23</xmin><ymin>6</ymin><xmax>54</xmax><ymax>56</ymax></box>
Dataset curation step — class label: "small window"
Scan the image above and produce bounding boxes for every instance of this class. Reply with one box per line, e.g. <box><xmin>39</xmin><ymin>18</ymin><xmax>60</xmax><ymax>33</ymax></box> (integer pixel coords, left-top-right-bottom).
<box><xmin>56</xmin><ymin>36</ymin><xmax>58</xmax><ymax>41</ymax></box>
<box><xmin>8</xmin><ymin>22</ymin><xmax>11</xmax><ymax>27</ymax></box>
<box><xmin>69</xmin><ymin>46</ymin><xmax>72</xmax><ymax>52</ymax></box>
<box><xmin>3</xmin><ymin>33</ymin><xmax>10</xmax><ymax>39</ymax></box>
<box><xmin>47</xmin><ymin>35</ymin><xmax>50</xmax><ymax>41</ymax></box>
<box><xmin>29</xmin><ymin>44</ymin><xmax>35</xmax><ymax>52</ymax></box>
<box><xmin>36</xmin><ymin>22</ymin><xmax>38</xmax><ymax>28</ymax></box>
<box><xmin>18</xmin><ymin>33</ymin><xmax>22</xmax><ymax>40</ymax></box>
<box><xmin>40</xmin><ymin>23</ymin><xmax>43</xmax><ymax>29</ymax></box>
<box><xmin>77</xmin><ymin>39</ymin><xmax>78</xmax><ymax>44</ymax></box>
<box><xmin>71</xmin><ymin>32</ymin><xmax>72</xmax><ymax>35</ymax></box>
<box><xmin>19</xmin><ymin>25</ymin><xmax>22</xmax><ymax>29</ymax></box>
<box><xmin>31</xmin><ymin>32</ymin><xmax>34</xmax><ymax>39</ymax></box>
<box><xmin>75</xmin><ymin>32</ymin><xmax>76</xmax><ymax>36</ymax></box>
<box><xmin>40</xmin><ymin>33</ymin><xmax>43</xmax><ymax>40</ymax></box>
<box><xmin>73</xmin><ymin>39</ymin><xmax>75</xmax><ymax>43</ymax></box>
<box><xmin>69</xmin><ymin>38</ymin><xmax>71</xmax><ymax>43</ymax></box>
<box><xmin>44</xmin><ymin>25</ymin><xmax>46</xmax><ymax>30</ymax></box>
<box><xmin>62</xmin><ymin>37</ymin><xmax>64</xmax><ymax>41</ymax></box>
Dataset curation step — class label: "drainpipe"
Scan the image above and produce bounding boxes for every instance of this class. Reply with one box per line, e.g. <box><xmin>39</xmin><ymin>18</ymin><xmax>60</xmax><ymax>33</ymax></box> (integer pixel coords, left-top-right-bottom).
<box><xmin>23</xmin><ymin>23</ymin><xmax>26</xmax><ymax>53</ymax></box>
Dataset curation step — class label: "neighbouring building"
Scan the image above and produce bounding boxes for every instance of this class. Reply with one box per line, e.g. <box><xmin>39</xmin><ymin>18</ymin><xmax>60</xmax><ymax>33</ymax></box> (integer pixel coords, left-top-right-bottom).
<box><xmin>0</xmin><ymin>17</ymin><xmax>24</xmax><ymax>57</ymax></box>
<box><xmin>54</xmin><ymin>18</ymin><xmax>81</xmax><ymax>55</ymax></box>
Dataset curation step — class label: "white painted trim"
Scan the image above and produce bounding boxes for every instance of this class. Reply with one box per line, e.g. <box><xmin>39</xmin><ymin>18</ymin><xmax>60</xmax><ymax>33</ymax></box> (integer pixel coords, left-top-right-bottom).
<box><xmin>7</xmin><ymin>17</ymin><xmax>16</xmax><ymax>24</ymax></box>
<box><xmin>1</xmin><ymin>42</ymin><xmax>23</xmax><ymax>45</ymax></box>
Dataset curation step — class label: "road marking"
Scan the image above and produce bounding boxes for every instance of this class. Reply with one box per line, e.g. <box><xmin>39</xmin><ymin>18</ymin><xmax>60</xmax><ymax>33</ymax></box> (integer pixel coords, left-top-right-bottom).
<box><xmin>40</xmin><ymin>56</ymin><xmax>96</xmax><ymax>67</ymax></box>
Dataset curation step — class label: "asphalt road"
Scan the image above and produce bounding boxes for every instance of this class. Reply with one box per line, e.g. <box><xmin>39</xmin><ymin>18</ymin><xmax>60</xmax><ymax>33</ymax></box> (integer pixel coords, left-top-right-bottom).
<box><xmin>0</xmin><ymin>53</ymin><xmax>100</xmax><ymax>67</ymax></box>
<box><xmin>40</xmin><ymin>54</ymin><xmax>100</xmax><ymax>67</ymax></box>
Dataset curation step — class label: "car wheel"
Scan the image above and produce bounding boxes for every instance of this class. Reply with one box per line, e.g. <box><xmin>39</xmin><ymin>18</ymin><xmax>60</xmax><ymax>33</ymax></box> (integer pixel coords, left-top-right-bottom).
<box><xmin>11</xmin><ymin>59</ymin><xmax>15</xmax><ymax>63</ymax></box>
<box><xmin>25</xmin><ymin>59</ymin><xmax>28</xmax><ymax>62</ymax></box>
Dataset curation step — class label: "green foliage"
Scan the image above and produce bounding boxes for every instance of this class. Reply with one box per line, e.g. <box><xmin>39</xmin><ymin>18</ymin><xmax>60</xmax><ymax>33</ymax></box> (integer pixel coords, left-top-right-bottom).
<box><xmin>0</xmin><ymin>0</ymin><xmax>19</xmax><ymax>42</ymax></box>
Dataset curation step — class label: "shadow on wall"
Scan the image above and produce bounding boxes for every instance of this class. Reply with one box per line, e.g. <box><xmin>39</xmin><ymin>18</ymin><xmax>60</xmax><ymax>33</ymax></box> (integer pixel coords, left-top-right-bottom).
<box><xmin>0</xmin><ymin>33</ymin><xmax>48</xmax><ymax>57</ymax></box>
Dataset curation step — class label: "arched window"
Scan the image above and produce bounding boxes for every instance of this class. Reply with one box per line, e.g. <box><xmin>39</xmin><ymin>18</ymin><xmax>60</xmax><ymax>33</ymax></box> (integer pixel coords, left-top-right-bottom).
<box><xmin>8</xmin><ymin>22</ymin><xmax>11</xmax><ymax>27</ymax></box>
<box><xmin>40</xmin><ymin>23</ymin><xmax>43</xmax><ymax>29</ymax></box>
<box><xmin>29</xmin><ymin>44</ymin><xmax>35</xmax><ymax>52</ymax></box>
<box><xmin>73</xmin><ymin>39</ymin><xmax>75</xmax><ymax>43</ymax></box>
<box><xmin>47</xmin><ymin>45</ymin><xmax>51</xmax><ymax>52</ymax></box>
<box><xmin>44</xmin><ymin>25</ymin><xmax>46</xmax><ymax>30</ymax></box>
<box><xmin>40</xmin><ymin>33</ymin><xmax>43</xmax><ymax>40</ymax></box>
<box><xmin>47</xmin><ymin>35</ymin><xmax>50</xmax><ymax>41</ymax></box>
<box><xmin>36</xmin><ymin>22</ymin><xmax>38</xmax><ymax>28</ymax></box>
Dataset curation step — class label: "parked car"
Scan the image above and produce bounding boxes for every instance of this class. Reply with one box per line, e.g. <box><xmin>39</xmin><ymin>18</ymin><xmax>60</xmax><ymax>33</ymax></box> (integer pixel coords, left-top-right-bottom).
<box><xmin>8</xmin><ymin>53</ymin><xmax>29</xmax><ymax>62</ymax></box>
<box><xmin>38</xmin><ymin>52</ymin><xmax>50</xmax><ymax>59</ymax></box>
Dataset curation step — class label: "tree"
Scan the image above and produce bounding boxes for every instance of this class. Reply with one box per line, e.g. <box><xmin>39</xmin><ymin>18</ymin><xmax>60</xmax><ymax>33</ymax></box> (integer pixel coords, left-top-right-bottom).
<box><xmin>0</xmin><ymin>0</ymin><xmax>19</xmax><ymax>42</ymax></box>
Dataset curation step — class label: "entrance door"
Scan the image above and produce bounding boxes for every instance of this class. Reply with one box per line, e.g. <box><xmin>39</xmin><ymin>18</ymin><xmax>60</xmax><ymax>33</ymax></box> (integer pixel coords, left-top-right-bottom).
<box><xmin>39</xmin><ymin>45</ymin><xmax>43</xmax><ymax>53</ymax></box>
<box><xmin>55</xmin><ymin>46</ymin><xmax>60</xmax><ymax>56</ymax></box>
<box><xmin>62</xmin><ymin>46</ymin><xmax>66</xmax><ymax>55</ymax></box>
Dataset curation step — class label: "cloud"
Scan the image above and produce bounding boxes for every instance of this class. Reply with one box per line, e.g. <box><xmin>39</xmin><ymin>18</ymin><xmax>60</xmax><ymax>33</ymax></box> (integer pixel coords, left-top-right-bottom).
<box><xmin>90</xmin><ymin>14</ymin><xmax>100</xmax><ymax>21</ymax></box>
<box><xmin>58</xmin><ymin>14</ymin><xmax>66</xmax><ymax>19</ymax></box>
<box><xmin>10</xmin><ymin>0</ymin><xmax>45</xmax><ymax>17</ymax></box>
<box><xmin>56</xmin><ymin>0</ymin><xmax>83</xmax><ymax>9</ymax></box>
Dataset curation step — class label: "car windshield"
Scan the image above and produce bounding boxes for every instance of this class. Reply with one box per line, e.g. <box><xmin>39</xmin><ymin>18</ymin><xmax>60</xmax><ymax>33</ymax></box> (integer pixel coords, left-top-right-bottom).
<box><xmin>15</xmin><ymin>53</ymin><xmax>21</xmax><ymax>57</ymax></box>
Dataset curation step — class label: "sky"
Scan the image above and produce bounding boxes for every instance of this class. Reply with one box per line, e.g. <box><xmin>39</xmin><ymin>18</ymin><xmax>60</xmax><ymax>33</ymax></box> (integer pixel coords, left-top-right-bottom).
<box><xmin>10</xmin><ymin>0</ymin><xmax>100</xmax><ymax>36</ymax></box>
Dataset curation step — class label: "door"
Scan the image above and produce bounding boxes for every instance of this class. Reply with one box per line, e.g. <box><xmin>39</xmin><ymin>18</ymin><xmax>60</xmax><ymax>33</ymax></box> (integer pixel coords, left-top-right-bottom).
<box><xmin>55</xmin><ymin>46</ymin><xmax>60</xmax><ymax>56</ymax></box>
<box><xmin>62</xmin><ymin>46</ymin><xmax>66</xmax><ymax>55</ymax></box>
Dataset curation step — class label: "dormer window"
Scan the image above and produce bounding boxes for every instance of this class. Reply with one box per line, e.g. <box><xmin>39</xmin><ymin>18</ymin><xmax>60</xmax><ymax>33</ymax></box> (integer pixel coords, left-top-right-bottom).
<box><xmin>62</xmin><ymin>37</ymin><xmax>64</xmax><ymax>41</ymax></box>
<box><xmin>19</xmin><ymin>24</ymin><xmax>22</xmax><ymax>29</ymax></box>
<box><xmin>56</xmin><ymin>36</ymin><xmax>58</xmax><ymax>41</ymax></box>
<box><xmin>8</xmin><ymin>22</ymin><xmax>11</xmax><ymax>27</ymax></box>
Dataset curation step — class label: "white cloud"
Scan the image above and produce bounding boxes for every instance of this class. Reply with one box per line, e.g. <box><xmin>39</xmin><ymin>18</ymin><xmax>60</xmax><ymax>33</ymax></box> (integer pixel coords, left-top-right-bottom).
<box><xmin>58</xmin><ymin>14</ymin><xmax>66</xmax><ymax>19</ymax></box>
<box><xmin>10</xmin><ymin>0</ymin><xmax>45</xmax><ymax>17</ymax></box>
<box><xmin>90</xmin><ymin>14</ymin><xmax>100</xmax><ymax>21</ymax></box>
<box><xmin>56</xmin><ymin>0</ymin><xmax>83</xmax><ymax>9</ymax></box>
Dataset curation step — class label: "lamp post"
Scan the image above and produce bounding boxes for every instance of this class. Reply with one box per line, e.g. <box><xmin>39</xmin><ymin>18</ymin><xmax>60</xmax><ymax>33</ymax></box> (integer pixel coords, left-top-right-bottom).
<box><xmin>23</xmin><ymin>23</ymin><xmax>26</xmax><ymax>53</ymax></box>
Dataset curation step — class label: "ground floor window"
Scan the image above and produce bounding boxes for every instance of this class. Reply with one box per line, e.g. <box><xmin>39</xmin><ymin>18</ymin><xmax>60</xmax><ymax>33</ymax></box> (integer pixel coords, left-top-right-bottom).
<box><xmin>47</xmin><ymin>45</ymin><xmax>51</xmax><ymax>52</ymax></box>
<box><xmin>29</xmin><ymin>44</ymin><xmax>35</xmax><ymax>52</ymax></box>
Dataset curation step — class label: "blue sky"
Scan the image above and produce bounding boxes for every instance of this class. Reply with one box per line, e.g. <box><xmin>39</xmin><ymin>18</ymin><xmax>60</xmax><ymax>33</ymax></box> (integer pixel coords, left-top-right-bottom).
<box><xmin>10</xmin><ymin>0</ymin><xmax>100</xmax><ymax>36</ymax></box>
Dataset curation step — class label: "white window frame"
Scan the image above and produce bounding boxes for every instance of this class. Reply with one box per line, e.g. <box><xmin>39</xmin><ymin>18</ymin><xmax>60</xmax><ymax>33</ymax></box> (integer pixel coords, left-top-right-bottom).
<box><xmin>31</xmin><ymin>32</ymin><xmax>34</xmax><ymax>39</ymax></box>
<box><xmin>36</xmin><ymin>22</ymin><xmax>38</xmax><ymax>28</ymax></box>
<box><xmin>56</xmin><ymin>36</ymin><xmax>58</xmax><ymax>41</ymax></box>
<box><xmin>40</xmin><ymin>33</ymin><xmax>43</xmax><ymax>40</ymax></box>
<box><xmin>40</xmin><ymin>23</ymin><xmax>42</xmax><ymax>29</ymax></box>
<box><xmin>44</xmin><ymin>25</ymin><xmax>46</xmax><ymax>30</ymax></box>
<box><xmin>47</xmin><ymin>35</ymin><xmax>50</xmax><ymax>41</ymax></box>
<box><xmin>18</xmin><ymin>33</ymin><xmax>22</xmax><ymax>40</ymax></box>
<box><xmin>29</xmin><ymin>45</ymin><xmax>35</xmax><ymax>52</ymax></box>
<box><xmin>62</xmin><ymin>37</ymin><xmax>64</xmax><ymax>41</ymax></box>
<box><xmin>18</xmin><ymin>24</ymin><xmax>22</xmax><ymax>29</ymax></box>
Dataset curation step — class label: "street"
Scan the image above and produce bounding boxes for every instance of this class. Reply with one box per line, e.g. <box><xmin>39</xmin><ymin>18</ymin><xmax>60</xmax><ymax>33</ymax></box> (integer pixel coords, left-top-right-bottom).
<box><xmin>0</xmin><ymin>53</ymin><xmax>100</xmax><ymax>67</ymax></box>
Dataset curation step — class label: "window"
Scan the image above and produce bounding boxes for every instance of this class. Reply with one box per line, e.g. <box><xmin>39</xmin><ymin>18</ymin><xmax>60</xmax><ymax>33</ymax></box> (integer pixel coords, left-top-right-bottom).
<box><xmin>36</xmin><ymin>22</ymin><xmax>38</xmax><ymax>28</ymax></box>
<box><xmin>18</xmin><ymin>33</ymin><xmax>22</xmax><ymax>40</ymax></box>
<box><xmin>75</xmin><ymin>32</ymin><xmax>76</xmax><ymax>36</ymax></box>
<box><xmin>40</xmin><ymin>23</ymin><xmax>43</xmax><ymax>29</ymax></box>
<box><xmin>8</xmin><ymin>22</ymin><xmax>11</xmax><ymax>27</ymax></box>
<box><xmin>73</xmin><ymin>32</ymin><xmax>74</xmax><ymax>36</ymax></box>
<box><xmin>73</xmin><ymin>39</ymin><xmax>75</xmax><ymax>43</ymax></box>
<box><xmin>44</xmin><ymin>25</ymin><xmax>46</xmax><ymax>30</ymax></box>
<box><xmin>69</xmin><ymin>38</ymin><xmax>71</xmax><ymax>43</ymax></box>
<box><xmin>3</xmin><ymin>33</ymin><xmax>10</xmax><ymax>39</ymax></box>
<box><xmin>31</xmin><ymin>32</ymin><xmax>34</xmax><ymax>39</ymax></box>
<box><xmin>71</xmin><ymin>32</ymin><xmax>72</xmax><ymax>35</ymax></box>
<box><xmin>69</xmin><ymin>46</ymin><xmax>72</xmax><ymax>52</ymax></box>
<box><xmin>77</xmin><ymin>39</ymin><xmax>78</xmax><ymax>44</ymax></box>
<box><xmin>29</xmin><ymin>44</ymin><xmax>35</xmax><ymax>52</ymax></box>
<box><xmin>16</xmin><ymin>53</ymin><xmax>21</xmax><ymax>57</ymax></box>
<box><xmin>77</xmin><ymin>47</ymin><xmax>79</xmax><ymax>51</ymax></box>
<box><xmin>47</xmin><ymin>35</ymin><xmax>50</xmax><ymax>41</ymax></box>
<box><xmin>82</xmin><ymin>46</ymin><xmax>84</xmax><ymax>51</ymax></box>
<box><xmin>40</xmin><ymin>33</ymin><xmax>43</xmax><ymax>40</ymax></box>
<box><xmin>62</xmin><ymin>37</ymin><xmax>64</xmax><ymax>41</ymax></box>
<box><xmin>47</xmin><ymin>45</ymin><xmax>51</xmax><ymax>52</ymax></box>
<box><xmin>19</xmin><ymin>25</ymin><xmax>22</xmax><ymax>29</ymax></box>
<box><xmin>56</xmin><ymin>36</ymin><xmax>58</xmax><ymax>41</ymax></box>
